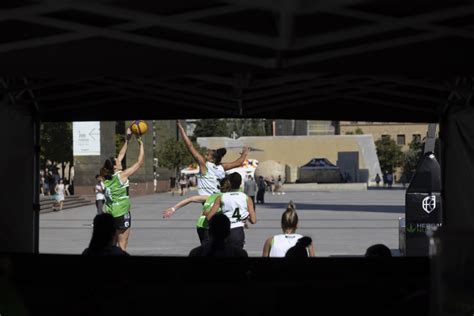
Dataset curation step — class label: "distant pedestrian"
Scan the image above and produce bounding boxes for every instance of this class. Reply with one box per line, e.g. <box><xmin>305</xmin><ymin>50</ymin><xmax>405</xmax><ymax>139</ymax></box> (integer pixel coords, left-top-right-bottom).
<box><xmin>270</xmin><ymin>176</ymin><xmax>275</xmax><ymax>195</ymax></box>
<box><xmin>256</xmin><ymin>176</ymin><xmax>267</xmax><ymax>204</ymax></box>
<box><xmin>179</xmin><ymin>175</ymin><xmax>188</xmax><ymax>196</ymax></box>
<box><xmin>275</xmin><ymin>175</ymin><xmax>285</xmax><ymax>195</ymax></box>
<box><xmin>53</xmin><ymin>179</ymin><xmax>66</xmax><ymax>211</ymax></box>
<box><xmin>386</xmin><ymin>172</ymin><xmax>393</xmax><ymax>188</ymax></box>
<box><xmin>375</xmin><ymin>173</ymin><xmax>381</xmax><ymax>187</ymax></box>
<box><xmin>94</xmin><ymin>175</ymin><xmax>105</xmax><ymax>215</ymax></box>
<box><xmin>40</xmin><ymin>171</ymin><xmax>45</xmax><ymax>197</ymax></box>
<box><xmin>169</xmin><ymin>176</ymin><xmax>177</xmax><ymax>196</ymax></box>
<box><xmin>244</xmin><ymin>175</ymin><xmax>257</xmax><ymax>210</ymax></box>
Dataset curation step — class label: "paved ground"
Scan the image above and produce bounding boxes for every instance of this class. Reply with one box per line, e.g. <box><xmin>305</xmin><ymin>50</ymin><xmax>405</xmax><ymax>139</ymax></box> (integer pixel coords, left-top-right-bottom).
<box><xmin>40</xmin><ymin>186</ymin><xmax>405</xmax><ymax>257</ymax></box>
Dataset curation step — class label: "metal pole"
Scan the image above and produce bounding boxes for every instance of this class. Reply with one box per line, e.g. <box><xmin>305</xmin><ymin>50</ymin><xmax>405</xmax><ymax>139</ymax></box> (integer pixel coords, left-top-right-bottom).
<box><xmin>424</xmin><ymin>123</ymin><xmax>438</xmax><ymax>154</ymax></box>
<box><xmin>33</xmin><ymin>116</ymin><xmax>40</xmax><ymax>253</ymax></box>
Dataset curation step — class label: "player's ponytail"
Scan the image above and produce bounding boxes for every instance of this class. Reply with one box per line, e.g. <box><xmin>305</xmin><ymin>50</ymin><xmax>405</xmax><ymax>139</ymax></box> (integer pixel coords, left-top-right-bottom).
<box><xmin>100</xmin><ymin>157</ymin><xmax>115</xmax><ymax>180</ymax></box>
<box><xmin>281</xmin><ymin>200</ymin><xmax>298</xmax><ymax>232</ymax></box>
<box><xmin>213</xmin><ymin>148</ymin><xmax>227</xmax><ymax>165</ymax></box>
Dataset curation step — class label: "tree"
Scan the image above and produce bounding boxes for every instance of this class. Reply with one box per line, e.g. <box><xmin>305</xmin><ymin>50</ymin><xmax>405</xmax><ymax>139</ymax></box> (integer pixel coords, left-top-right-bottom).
<box><xmin>402</xmin><ymin>138</ymin><xmax>423</xmax><ymax>183</ymax></box>
<box><xmin>40</xmin><ymin>122</ymin><xmax>73</xmax><ymax>177</ymax></box>
<box><xmin>345</xmin><ymin>127</ymin><xmax>364</xmax><ymax>135</ymax></box>
<box><xmin>227</xmin><ymin>119</ymin><xmax>266</xmax><ymax>137</ymax></box>
<box><xmin>193</xmin><ymin>119</ymin><xmax>268</xmax><ymax>138</ymax></box>
<box><xmin>354</xmin><ymin>128</ymin><xmax>364</xmax><ymax>135</ymax></box>
<box><xmin>375</xmin><ymin>136</ymin><xmax>403</xmax><ymax>173</ymax></box>
<box><xmin>156</xmin><ymin>137</ymin><xmax>206</xmax><ymax>175</ymax></box>
<box><xmin>193</xmin><ymin>119</ymin><xmax>229</xmax><ymax>138</ymax></box>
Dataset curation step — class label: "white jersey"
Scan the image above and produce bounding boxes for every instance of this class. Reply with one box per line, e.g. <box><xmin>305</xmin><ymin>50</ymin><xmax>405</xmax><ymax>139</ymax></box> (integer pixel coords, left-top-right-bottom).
<box><xmin>268</xmin><ymin>233</ymin><xmax>303</xmax><ymax>257</ymax></box>
<box><xmin>220</xmin><ymin>191</ymin><xmax>249</xmax><ymax>229</ymax></box>
<box><xmin>197</xmin><ymin>161</ymin><xmax>226</xmax><ymax>195</ymax></box>
<box><xmin>95</xmin><ymin>181</ymin><xmax>105</xmax><ymax>200</ymax></box>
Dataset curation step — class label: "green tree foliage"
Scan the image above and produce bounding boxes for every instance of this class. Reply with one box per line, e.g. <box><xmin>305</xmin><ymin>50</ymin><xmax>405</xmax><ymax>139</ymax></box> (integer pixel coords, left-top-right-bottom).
<box><xmin>402</xmin><ymin>138</ymin><xmax>423</xmax><ymax>182</ymax></box>
<box><xmin>375</xmin><ymin>136</ymin><xmax>403</xmax><ymax>173</ymax></box>
<box><xmin>40</xmin><ymin>122</ymin><xmax>72</xmax><ymax>168</ymax></box>
<box><xmin>345</xmin><ymin>127</ymin><xmax>364</xmax><ymax>135</ymax></box>
<box><xmin>193</xmin><ymin>118</ymin><xmax>268</xmax><ymax>138</ymax></box>
<box><xmin>228</xmin><ymin>119</ymin><xmax>267</xmax><ymax>137</ymax></box>
<box><xmin>193</xmin><ymin>119</ymin><xmax>229</xmax><ymax>138</ymax></box>
<box><xmin>156</xmin><ymin>137</ymin><xmax>206</xmax><ymax>174</ymax></box>
<box><xmin>115</xmin><ymin>121</ymin><xmax>126</xmax><ymax>155</ymax></box>
<box><xmin>354</xmin><ymin>128</ymin><xmax>364</xmax><ymax>135</ymax></box>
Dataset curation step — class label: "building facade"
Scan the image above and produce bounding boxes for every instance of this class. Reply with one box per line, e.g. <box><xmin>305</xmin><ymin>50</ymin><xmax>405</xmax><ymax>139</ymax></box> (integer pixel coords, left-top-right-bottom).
<box><xmin>340</xmin><ymin>122</ymin><xmax>429</xmax><ymax>151</ymax></box>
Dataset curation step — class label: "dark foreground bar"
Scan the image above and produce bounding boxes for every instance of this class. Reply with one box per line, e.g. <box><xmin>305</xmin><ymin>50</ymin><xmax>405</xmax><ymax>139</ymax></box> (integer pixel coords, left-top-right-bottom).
<box><xmin>2</xmin><ymin>254</ymin><xmax>429</xmax><ymax>316</ymax></box>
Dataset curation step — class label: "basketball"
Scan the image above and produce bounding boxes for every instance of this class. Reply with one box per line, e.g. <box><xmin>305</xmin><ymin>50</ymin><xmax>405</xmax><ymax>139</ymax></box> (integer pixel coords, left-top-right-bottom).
<box><xmin>130</xmin><ymin>120</ymin><xmax>148</xmax><ymax>136</ymax></box>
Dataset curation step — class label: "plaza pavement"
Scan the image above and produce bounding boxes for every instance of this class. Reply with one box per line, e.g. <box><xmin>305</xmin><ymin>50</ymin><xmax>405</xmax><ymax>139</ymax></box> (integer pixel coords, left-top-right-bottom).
<box><xmin>40</xmin><ymin>186</ymin><xmax>405</xmax><ymax>257</ymax></box>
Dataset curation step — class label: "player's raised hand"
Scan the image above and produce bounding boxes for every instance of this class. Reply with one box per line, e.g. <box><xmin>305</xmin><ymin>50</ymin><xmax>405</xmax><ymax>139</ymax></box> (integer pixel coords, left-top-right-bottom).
<box><xmin>163</xmin><ymin>207</ymin><xmax>175</xmax><ymax>218</ymax></box>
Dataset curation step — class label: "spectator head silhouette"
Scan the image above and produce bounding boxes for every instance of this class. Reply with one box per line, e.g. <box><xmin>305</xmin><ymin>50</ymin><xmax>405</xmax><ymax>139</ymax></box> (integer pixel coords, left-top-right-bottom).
<box><xmin>365</xmin><ymin>244</ymin><xmax>392</xmax><ymax>257</ymax></box>
<box><xmin>89</xmin><ymin>213</ymin><xmax>117</xmax><ymax>250</ymax></box>
<box><xmin>285</xmin><ymin>236</ymin><xmax>312</xmax><ymax>258</ymax></box>
<box><xmin>208</xmin><ymin>212</ymin><xmax>231</xmax><ymax>242</ymax></box>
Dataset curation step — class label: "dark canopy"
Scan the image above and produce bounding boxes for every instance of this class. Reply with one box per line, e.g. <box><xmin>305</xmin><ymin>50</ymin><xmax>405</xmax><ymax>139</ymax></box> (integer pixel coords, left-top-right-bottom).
<box><xmin>1</xmin><ymin>0</ymin><xmax>474</xmax><ymax>122</ymax></box>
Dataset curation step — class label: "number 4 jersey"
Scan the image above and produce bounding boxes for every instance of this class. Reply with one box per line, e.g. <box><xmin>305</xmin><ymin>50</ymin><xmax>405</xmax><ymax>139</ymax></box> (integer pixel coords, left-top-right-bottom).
<box><xmin>220</xmin><ymin>191</ymin><xmax>249</xmax><ymax>229</ymax></box>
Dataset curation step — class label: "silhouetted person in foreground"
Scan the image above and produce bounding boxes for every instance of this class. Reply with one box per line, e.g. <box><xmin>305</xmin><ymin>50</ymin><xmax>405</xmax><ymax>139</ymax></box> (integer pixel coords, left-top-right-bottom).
<box><xmin>285</xmin><ymin>236</ymin><xmax>313</xmax><ymax>258</ymax></box>
<box><xmin>189</xmin><ymin>213</ymin><xmax>248</xmax><ymax>257</ymax></box>
<box><xmin>0</xmin><ymin>255</ymin><xmax>29</xmax><ymax>316</ymax></box>
<box><xmin>82</xmin><ymin>213</ymin><xmax>129</xmax><ymax>256</ymax></box>
<box><xmin>365</xmin><ymin>244</ymin><xmax>392</xmax><ymax>257</ymax></box>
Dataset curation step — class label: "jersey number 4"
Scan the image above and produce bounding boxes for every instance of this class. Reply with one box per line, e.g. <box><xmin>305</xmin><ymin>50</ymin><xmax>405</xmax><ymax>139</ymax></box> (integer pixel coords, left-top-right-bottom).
<box><xmin>232</xmin><ymin>208</ymin><xmax>241</xmax><ymax>220</ymax></box>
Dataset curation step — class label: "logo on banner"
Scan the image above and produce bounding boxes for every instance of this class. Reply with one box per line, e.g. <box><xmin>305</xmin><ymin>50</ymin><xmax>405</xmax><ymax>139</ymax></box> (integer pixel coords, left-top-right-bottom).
<box><xmin>422</xmin><ymin>195</ymin><xmax>436</xmax><ymax>214</ymax></box>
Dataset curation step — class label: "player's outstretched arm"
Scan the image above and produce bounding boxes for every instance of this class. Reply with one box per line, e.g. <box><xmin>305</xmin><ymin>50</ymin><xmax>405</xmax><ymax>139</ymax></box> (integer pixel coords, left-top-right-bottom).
<box><xmin>120</xmin><ymin>136</ymin><xmax>144</xmax><ymax>182</ymax></box>
<box><xmin>177</xmin><ymin>120</ymin><xmax>207</xmax><ymax>173</ymax></box>
<box><xmin>117</xmin><ymin>127</ymin><xmax>132</xmax><ymax>164</ymax></box>
<box><xmin>221</xmin><ymin>147</ymin><xmax>249</xmax><ymax>170</ymax></box>
<box><xmin>247</xmin><ymin>196</ymin><xmax>256</xmax><ymax>224</ymax></box>
<box><xmin>204</xmin><ymin>196</ymin><xmax>221</xmax><ymax>220</ymax></box>
<box><xmin>163</xmin><ymin>195</ymin><xmax>207</xmax><ymax>218</ymax></box>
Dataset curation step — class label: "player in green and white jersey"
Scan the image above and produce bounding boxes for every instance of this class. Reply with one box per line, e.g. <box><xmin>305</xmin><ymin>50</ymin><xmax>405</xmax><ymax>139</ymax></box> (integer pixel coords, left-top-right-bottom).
<box><xmin>163</xmin><ymin>177</ymin><xmax>231</xmax><ymax>244</ymax></box>
<box><xmin>206</xmin><ymin>172</ymin><xmax>256</xmax><ymax>249</ymax></box>
<box><xmin>100</xmin><ymin>127</ymin><xmax>144</xmax><ymax>251</ymax></box>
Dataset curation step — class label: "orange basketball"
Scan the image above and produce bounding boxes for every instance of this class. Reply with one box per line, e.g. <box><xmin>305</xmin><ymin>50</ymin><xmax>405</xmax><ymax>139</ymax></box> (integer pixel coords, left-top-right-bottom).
<box><xmin>130</xmin><ymin>120</ymin><xmax>148</xmax><ymax>136</ymax></box>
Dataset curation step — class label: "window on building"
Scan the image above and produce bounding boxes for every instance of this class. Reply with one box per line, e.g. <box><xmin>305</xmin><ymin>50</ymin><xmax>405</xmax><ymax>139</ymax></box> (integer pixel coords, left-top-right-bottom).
<box><xmin>381</xmin><ymin>134</ymin><xmax>390</xmax><ymax>140</ymax></box>
<box><xmin>397</xmin><ymin>134</ymin><xmax>406</xmax><ymax>145</ymax></box>
<box><xmin>413</xmin><ymin>134</ymin><xmax>421</xmax><ymax>143</ymax></box>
